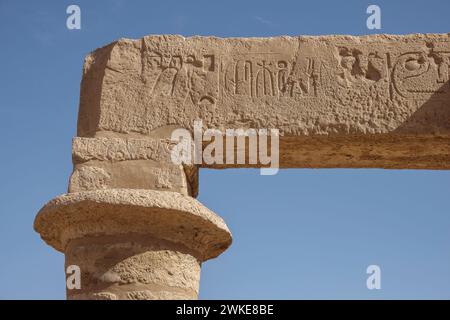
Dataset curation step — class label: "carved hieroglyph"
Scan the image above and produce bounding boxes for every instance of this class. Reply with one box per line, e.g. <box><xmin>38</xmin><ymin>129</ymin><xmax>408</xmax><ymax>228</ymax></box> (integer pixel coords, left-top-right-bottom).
<box><xmin>35</xmin><ymin>34</ymin><xmax>450</xmax><ymax>300</ymax></box>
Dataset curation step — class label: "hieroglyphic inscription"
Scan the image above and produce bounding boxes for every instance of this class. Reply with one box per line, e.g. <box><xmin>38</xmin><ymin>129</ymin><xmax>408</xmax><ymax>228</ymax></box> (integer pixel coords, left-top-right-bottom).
<box><xmin>319</xmin><ymin>46</ymin><xmax>391</xmax><ymax>106</ymax></box>
<box><xmin>223</xmin><ymin>53</ymin><xmax>319</xmax><ymax>99</ymax></box>
<box><xmin>320</xmin><ymin>43</ymin><xmax>450</xmax><ymax>105</ymax></box>
<box><xmin>392</xmin><ymin>51</ymin><xmax>450</xmax><ymax>99</ymax></box>
<box><xmin>142</xmin><ymin>49</ymin><xmax>219</xmax><ymax>107</ymax></box>
<box><xmin>140</xmin><ymin>40</ymin><xmax>450</xmax><ymax>108</ymax></box>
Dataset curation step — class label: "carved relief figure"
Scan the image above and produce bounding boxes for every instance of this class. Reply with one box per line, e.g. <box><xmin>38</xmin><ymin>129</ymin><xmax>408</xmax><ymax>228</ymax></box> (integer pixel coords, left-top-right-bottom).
<box><xmin>224</xmin><ymin>54</ymin><xmax>318</xmax><ymax>99</ymax></box>
<box><xmin>392</xmin><ymin>51</ymin><xmax>450</xmax><ymax>99</ymax></box>
<box><xmin>434</xmin><ymin>53</ymin><xmax>450</xmax><ymax>83</ymax></box>
<box><xmin>277</xmin><ymin>61</ymin><xmax>289</xmax><ymax>96</ymax></box>
<box><xmin>235</xmin><ymin>60</ymin><xmax>252</xmax><ymax>96</ymax></box>
<box><xmin>336</xmin><ymin>47</ymin><xmax>385</xmax><ymax>89</ymax></box>
<box><xmin>143</xmin><ymin>51</ymin><xmax>218</xmax><ymax>106</ymax></box>
<box><xmin>153</xmin><ymin>55</ymin><xmax>189</xmax><ymax>98</ymax></box>
<box><xmin>286</xmin><ymin>57</ymin><xmax>318</xmax><ymax>97</ymax></box>
<box><xmin>319</xmin><ymin>46</ymin><xmax>390</xmax><ymax>108</ymax></box>
<box><xmin>255</xmin><ymin>60</ymin><xmax>277</xmax><ymax>97</ymax></box>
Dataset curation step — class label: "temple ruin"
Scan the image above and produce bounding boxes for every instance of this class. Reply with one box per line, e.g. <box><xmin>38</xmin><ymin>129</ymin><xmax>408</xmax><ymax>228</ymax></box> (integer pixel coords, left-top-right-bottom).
<box><xmin>34</xmin><ymin>33</ymin><xmax>450</xmax><ymax>299</ymax></box>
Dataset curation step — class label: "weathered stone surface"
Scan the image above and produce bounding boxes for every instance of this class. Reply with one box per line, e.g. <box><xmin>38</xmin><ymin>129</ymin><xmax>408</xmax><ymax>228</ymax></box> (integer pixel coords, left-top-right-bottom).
<box><xmin>34</xmin><ymin>189</ymin><xmax>231</xmax><ymax>260</ymax></box>
<box><xmin>65</xmin><ymin>235</ymin><xmax>202</xmax><ymax>300</ymax></box>
<box><xmin>72</xmin><ymin>136</ymin><xmax>173</xmax><ymax>163</ymax></box>
<box><xmin>69</xmin><ymin>137</ymin><xmax>198</xmax><ymax>195</ymax></box>
<box><xmin>78</xmin><ymin>34</ymin><xmax>450</xmax><ymax>169</ymax></box>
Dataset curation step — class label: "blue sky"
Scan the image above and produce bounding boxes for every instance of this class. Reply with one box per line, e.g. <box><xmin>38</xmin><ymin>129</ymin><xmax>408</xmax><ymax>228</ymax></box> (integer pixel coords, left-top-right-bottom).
<box><xmin>0</xmin><ymin>0</ymin><xmax>449</xmax><ymax>299</ymax></box>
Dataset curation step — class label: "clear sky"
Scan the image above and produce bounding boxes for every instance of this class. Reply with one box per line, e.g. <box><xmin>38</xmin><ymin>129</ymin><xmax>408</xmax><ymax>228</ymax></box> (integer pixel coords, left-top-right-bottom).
<box><xmin>0</xmin><ymin>0</ymin><xmax>449</xmax><ymax>299</ymax></box>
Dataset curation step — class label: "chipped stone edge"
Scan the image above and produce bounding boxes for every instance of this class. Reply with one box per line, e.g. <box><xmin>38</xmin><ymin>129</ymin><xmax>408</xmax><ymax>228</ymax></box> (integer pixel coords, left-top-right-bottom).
<box><xmin>34</xmin><ymin>189</ymin><xmax>231</xmax><ymax>260</ymax></box>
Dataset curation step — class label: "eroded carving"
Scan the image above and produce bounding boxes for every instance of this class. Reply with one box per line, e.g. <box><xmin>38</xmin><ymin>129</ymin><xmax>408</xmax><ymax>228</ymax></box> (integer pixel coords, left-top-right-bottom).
<box><xmin>224</xmin><ymin>53</ymin><xmax>319</xmax><ymax>99</ymax></box>
<box><xmin>392</xmin><ymin>51</ymin><xmax>450</xmax><ymax>99</ymax></box>
<box><xmin>142</xmin><ymin>48</ymin><xmax>219</xmax><ymax>107</ymax></box>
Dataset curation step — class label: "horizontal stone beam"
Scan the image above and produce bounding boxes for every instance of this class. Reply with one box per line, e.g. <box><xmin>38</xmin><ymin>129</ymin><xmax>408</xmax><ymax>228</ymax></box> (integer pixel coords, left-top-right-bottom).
<box><xmin>77</xmin><ymin>34</ymin><xmax>450</xmax><ymax>169</ymax></box>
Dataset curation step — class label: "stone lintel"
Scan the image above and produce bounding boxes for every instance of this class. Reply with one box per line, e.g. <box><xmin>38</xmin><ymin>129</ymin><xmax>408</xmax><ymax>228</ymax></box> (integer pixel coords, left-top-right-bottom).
<box><xmin>77</xmin><ymin>33</ymin><xmax>450</xmax><ymax>170</ymax></box>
